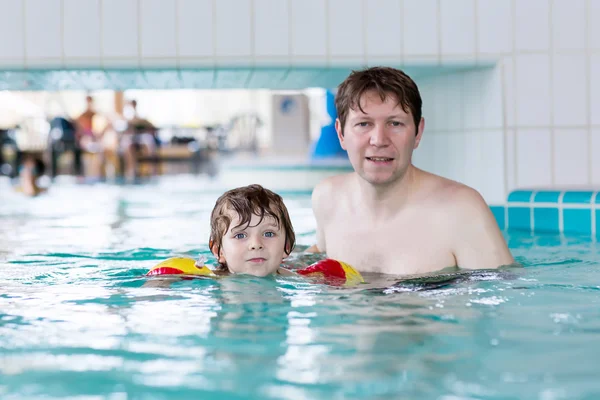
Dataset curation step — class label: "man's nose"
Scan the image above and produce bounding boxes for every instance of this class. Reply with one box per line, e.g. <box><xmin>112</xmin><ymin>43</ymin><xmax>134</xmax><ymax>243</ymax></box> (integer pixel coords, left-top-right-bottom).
<box><xmin>369</xmin><ymin>125</ymin><xmax>389</xmax><ymax>147</ymax></box>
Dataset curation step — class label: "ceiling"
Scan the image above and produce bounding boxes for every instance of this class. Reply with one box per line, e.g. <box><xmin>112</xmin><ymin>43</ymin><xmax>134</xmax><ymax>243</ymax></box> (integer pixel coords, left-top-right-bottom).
<box><xmin>0</xmin><ymin>65</ymin><xmax>486</xmax><ymax>91</ymax></box>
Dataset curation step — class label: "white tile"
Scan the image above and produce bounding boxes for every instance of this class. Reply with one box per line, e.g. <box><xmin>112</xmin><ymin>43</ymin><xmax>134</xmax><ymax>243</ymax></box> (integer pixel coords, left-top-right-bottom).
<box><xmin>139</xmin><ymin>58</ymin><xmax>177</xmax><ymax>68</ymax></box>
<box><xmin>328</xmin><ymin>57</ymin><xmax>365</xmax><ymax>67</ymax></box>
<box><xmin>431</xmin><ymin>133</ymin><xmax>451</xmax><ymax>178</ymax></box>
<box><xmin>413</xmin><ymin>127</ymin><xmax>435</xmax><ymax>171</ymax></box>
<box><xmin>0</xmin><ymin>59</ymin><xmax>25</xmax><ymax>68</ymax></box>
<box><xmin>215</xmin><ymin>0</ymin><xmax>251</xmax><ymax>57</ymax></box>
<box><xmin>589</xmin><ymin>0</ymin><xmax>600</xmax><ymax>50</ymax></box>
<box><xmin>440</xmin><ymin>0</ymin><xmax>475</xmax><ymax>55</ymax></box>
<box><xmin>445</xmin><ymin>74</ymin><xmax>462</xmax><ymax>131</ymax></box>
<box><xmin>290</xmin><ymin>0</ymin><xmax>327</xmax><ymax>58</ymax></box>
<box><xmin>177</xmin><ymin>0</ymin><xmax>213</xmax><ymax>58</ymax></box>
<box><xmin>102</xmin><ymin>58</ymin><xmax>141</xmax><ymax>68</ymax></box>
<box><xmin>591</xmin><ymin>129</ymin><xmax>600</xmax><ymax>184</ymax></box>
<box><xmin>63</xmin><ymin>0</ymin><xmax>100</xmax><ymax>59</ymax></box>
<box><xmin>463</xmin><ymin>70</ymin><xmax>483</xmax><ymax>130</ymax></box>
<box><xmin>403</xmin><ymin>0</ymin><xmax>438</xmax><ymax>56</ymax></box>
<box><xmin>0</xmin><ymin>0</ymin><xmax>24</xmax><ymax>61</ymax></box>
<box><xmin>515</xmin><ymin>54</ymin><xmax>551</xmax><ymax>126</ymax></box>
<box><xmin>552</xmin><ymin>54</ymin><xmax>587</xmax><ymax>126</ymax></box>
<box><xmin>365</xmin><ymin>0</ymin><xmax>402</xmax><ymax>57</ymax></box>
<box><xmin>25</xmin><ymin>0</ymin><xmax>61</xmax><ymax>60</ymax></box>
<box><xmin>430</xmin><ymin>75</ymin><xmax>446</xmax><ymax>132</ymax></box>
<box><xmin>102</xmin><ymin>0</ymin><xmax>138</xmax><ymax>58</ymax></box>
<box><xmin>461</xmin><ymin>131</ymin><xmax>482</xmax><ymax>189</ymax></box>
<box><xmin>254</xmin><ymin>57</ymin><xmax>292</xmax><ymax>67</ymax></box>
<box><xmin>140</xmin><ymin>0</ymin><xmax>176</xmax><ymax>58</ymax></box>
<box><xmin>553</xmin><ymin>129</ymin><xmax>589</xmax><ymax>185</ymax></box>
<box><xmin>502</xmin><ymin>57</ymin><xmax>516</xmax><ymax>127</ymax></box>
<box><xmin>481</xmin><ymin>66</ymin><xmax>503</xmax><ymax>129</ymax></box>
<box><xmin>515</xmin><ymin>0</ymin><xmax>550</xmax><ymax>52</ymax></box>
<box><xmin>427</xmin><ymin>132</ymin><xmax>442</xmax><ymax>175</ymax></box>
<box><xmin>329</xmin><ymin>0</ymin><xmax>363</xmax><ymax>57</ymax></box>
<box><xmin>446</xmin><ymin>132</ymin><xmax>467</xmax><ymax>182</ymax></box>
<box><xmin>254</xmin><ymin>0</ymin><xmax>289</xmax><ymax>57</ymax></box>
<box><xmin>477</xmin><ymin>0</ymin><xmax>512</xmax><ymax>54</ymax></box>
<box><xmin>506</xmin><ymin>129</ymin><xmax>517</xmax><ymax>193</ymax></box>
<box><xmin>591</xmin><ymin>55</ymin><xmax>600</xmax><ymax>126</ymax></box>
<box><xmin>478</xmin><ymin>130</ymin><xmax>505</xmax><ymax>204</ymax></box>
<box><xmin>552</xmin><ymin>0</ymin><xmax>585</xmax><ymax>52</ymax></box>
<box><xmin>516</xmin><ymin>129</ymin><xmax>552</xmax><ymax>187</ymax></box>
<box><xmin>419</xmin><ymin>80</ymin><xmax>436</xmax><ymax>131</ymax></box>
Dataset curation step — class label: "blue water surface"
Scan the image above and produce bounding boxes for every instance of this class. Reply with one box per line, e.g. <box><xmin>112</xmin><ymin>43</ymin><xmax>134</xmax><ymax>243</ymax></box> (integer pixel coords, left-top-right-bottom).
<box><xmin>1</xmin><ymin>175</ymin><xmax>600</xmax><ymax>399</ymax></box>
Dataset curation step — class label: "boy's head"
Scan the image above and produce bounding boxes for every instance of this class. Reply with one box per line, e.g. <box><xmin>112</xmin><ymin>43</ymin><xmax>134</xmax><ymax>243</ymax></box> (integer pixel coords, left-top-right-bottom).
<box><xmin>209</xmin><ymin>185</ymin><xmax>296</xmax><ymax>277</ymax></box>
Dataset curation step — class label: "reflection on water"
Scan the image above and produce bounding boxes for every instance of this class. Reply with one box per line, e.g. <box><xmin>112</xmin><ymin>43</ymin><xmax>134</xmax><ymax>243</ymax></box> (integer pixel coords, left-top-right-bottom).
<box><xmin>1</xmin><ymin>176</ymin><xmax>600</xmax><ymax>399</ymax></box>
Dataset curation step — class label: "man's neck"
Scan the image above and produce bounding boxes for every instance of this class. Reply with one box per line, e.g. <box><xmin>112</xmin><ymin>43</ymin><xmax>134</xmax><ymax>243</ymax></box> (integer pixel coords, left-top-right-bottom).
<box><xmin>355</xmin><ymin>165</ymin><xmax>421</xmax><ymax>217</ymax></box>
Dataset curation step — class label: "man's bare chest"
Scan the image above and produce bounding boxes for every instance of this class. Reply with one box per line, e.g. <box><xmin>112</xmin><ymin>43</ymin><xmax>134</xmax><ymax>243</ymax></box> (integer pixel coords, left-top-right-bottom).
<box><xmin>323</xmin><ymin>218</ymin><xmax>455</xmax><ymax>275</ymax></box>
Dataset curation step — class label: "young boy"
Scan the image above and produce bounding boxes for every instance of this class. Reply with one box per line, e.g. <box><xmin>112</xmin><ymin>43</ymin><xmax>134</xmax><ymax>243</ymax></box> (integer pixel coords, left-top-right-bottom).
<box><xmin>145</xmin><ymin>184</ymin><xmax>363</xmax><ymax>286</ymax></box>
<box><xmin>209</xmin><ymin>184</ymin><xmax>296</xmax><ymax>277</ymax></box>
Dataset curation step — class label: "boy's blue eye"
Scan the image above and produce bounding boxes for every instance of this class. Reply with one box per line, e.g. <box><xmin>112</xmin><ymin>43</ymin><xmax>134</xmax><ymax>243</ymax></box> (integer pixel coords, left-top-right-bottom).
<box><xmin>234</xmin><ymin>233</ymin><xmax>246</xmax><ymax>239</ymax></box>
<box><xmin>264</xmin><ymin>231</ymin><xmax>275</xmax><ymax>238</ymax></box>
<box><xmin>356</xmin><ymin>122</ymin><xmax>369</xmax><ymax>127</ymax></box>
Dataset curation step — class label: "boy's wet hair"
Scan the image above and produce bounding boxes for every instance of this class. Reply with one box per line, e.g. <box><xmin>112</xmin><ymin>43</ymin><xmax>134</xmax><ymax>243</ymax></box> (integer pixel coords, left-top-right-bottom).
<box><xmin>209</xmin><ymin>184</ymin><xmax>296</xmax><ymax>267</ymax></box>
<box><xmin>335</xmin><ymin>66</ymin><xmax>422</xmax><ymax>135</ymax></box>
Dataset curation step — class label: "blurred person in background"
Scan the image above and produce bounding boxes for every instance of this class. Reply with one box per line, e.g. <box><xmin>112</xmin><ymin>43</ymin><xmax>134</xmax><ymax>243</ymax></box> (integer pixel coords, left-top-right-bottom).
<box><xmin>75</xmin><ymin>95</ymin><xmax>107</xmax><ymax>179</ymax></box>
<box><xmin>15</xmin><ymin>153</ymin><xmax>47</xmax><ymax>196</ymax></box>
<box><xmin>120</xmin><ymin>99</ymin><xmax>159</xmax><ymax>180</ymax></box>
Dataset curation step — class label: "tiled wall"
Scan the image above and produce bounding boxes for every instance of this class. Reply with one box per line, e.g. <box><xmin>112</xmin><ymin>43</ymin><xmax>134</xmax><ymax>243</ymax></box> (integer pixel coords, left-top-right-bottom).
<box><xmin>0</xmin><ymin>0</ymin><xmax>598</xmax><ymax>203</ymax></box>
<box><xmin>501</xmin><ymin>190</ymin><xmax>600</xmax><ymax>236</ymax></box>
<box><xmin>413</xmin><ymin>66</ymin><xmax>505</xmax><ymax>204</ymax></box>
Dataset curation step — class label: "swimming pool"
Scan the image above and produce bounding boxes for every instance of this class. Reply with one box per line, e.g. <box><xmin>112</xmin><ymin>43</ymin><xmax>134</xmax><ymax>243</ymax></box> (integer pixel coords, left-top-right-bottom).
<box><xmin>1</xmin><ymin>175</ymin><xmax>599</xmax><ymax>399</ymax></box>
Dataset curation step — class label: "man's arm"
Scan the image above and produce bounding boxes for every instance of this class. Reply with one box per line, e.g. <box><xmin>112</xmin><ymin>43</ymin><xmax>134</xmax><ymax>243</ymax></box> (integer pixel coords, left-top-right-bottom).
<box><xmin>452</xmin><ymin>187</ymin><xmax>514</xmax><ymax>269</ymax></box>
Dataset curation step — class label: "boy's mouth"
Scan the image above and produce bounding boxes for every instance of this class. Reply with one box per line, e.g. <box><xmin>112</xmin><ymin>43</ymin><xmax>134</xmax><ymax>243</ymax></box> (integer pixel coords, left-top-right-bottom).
<box><xmin>248</xmin><ymin>258</ymin><xmax>267</xmax><ymax>263</ymax></box>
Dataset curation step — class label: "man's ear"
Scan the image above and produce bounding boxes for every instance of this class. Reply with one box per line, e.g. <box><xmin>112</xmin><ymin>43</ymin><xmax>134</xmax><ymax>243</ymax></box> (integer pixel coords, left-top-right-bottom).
<box><xmin>335</xmin><ymin>118</ymin><xmax>347</xmax><ymax>150</ymax></box>
<box><xmin>414</xmin><ymin>117</ymin><xmax>425</xmax><ymax>149</ymax></box>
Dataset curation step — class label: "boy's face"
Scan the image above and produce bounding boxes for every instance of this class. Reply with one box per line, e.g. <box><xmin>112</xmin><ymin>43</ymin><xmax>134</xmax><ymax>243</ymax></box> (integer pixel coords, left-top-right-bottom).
<box><xmin>215</xmin><ymin>212</ymin><xmax>287</xmax><ymax>277</ymax></box>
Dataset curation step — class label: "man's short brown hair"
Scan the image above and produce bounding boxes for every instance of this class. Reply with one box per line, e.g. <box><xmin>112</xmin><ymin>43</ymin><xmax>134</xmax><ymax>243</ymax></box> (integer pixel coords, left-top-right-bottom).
<box><xmin>209</xmin><ymin>184</ymin><xmax>296</xmax><ymax>261</ymax></box>
<box><xmin>335</xmin><ymin>66</ymin><xmax>422</xmax><ymax>135</ymax></box>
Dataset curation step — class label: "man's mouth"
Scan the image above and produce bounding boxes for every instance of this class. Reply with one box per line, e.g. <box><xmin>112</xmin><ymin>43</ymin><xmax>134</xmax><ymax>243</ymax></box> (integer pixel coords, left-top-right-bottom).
<box><xmin>366</xmin><ymin>157</ymin><xmax>394</xmax><ymax>162</ymax></box>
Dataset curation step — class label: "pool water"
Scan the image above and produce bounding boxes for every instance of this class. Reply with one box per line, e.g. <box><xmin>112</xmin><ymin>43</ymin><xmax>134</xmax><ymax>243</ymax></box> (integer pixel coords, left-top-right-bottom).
<box><xmin>1</xmin><ymin>176</ymin><xmax>600</xmax><ymax>399</ymax></box>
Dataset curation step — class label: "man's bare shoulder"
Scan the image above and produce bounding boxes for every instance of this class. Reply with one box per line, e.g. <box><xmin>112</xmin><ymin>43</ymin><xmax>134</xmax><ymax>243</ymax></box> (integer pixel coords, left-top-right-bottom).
<box><xmin>419</xmin><ymin>171</ymin><xmax>487</xmax><ymax>213</ymax></box>
<box><xmin>312</xmin><ymin>173</ymin><xmax>353</xmax><ymax>204</ymax></box>
<box><xmin>419</xmin><ymin>172</ymin><xmax>513</xmax><ymax>269</ymax></box>
<box><xmin>313</xmin><ymin>173</ymin><xmax>354</xmax><ymax>192</ymax></box>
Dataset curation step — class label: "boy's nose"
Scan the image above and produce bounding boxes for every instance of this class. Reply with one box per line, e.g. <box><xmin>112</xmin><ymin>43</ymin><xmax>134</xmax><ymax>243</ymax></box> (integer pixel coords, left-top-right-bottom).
<box><xmin>249</xmin><ymin>239</ymin><xmax>263</xmax><ymax>250</ymax></box>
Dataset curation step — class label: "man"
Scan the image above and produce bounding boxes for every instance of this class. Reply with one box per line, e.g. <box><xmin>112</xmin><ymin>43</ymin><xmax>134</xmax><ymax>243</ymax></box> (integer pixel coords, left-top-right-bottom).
<box><xmin>75</xmin><ymin>95</ymin><xmax>102</xmax><ymax>152</ymax></box>
<box><xmin>308</xmin><ymin>67</ymin><xmax>514</xmax><ymax>275</ymax></box>
<box><xmin>121</xmin><ymin>99</ymin><xmax>159</xmax><ymax>179</ymax></box>
<box><xmin>75</xmin><ymin>95</ymin><xmax>106</xmax><ymax>178</ymax></box>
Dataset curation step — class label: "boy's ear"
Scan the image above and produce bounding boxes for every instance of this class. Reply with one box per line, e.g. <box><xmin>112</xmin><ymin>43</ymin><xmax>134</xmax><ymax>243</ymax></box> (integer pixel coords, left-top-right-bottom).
<box><xmin>210</xmin><ymin>240</ymin><xmax>227</xmax><ymax>263</ymax></box>
<box><xmin>209</xmin><ymin>240</ymin><xmax>219</xmax><ymax>257</ymax></box>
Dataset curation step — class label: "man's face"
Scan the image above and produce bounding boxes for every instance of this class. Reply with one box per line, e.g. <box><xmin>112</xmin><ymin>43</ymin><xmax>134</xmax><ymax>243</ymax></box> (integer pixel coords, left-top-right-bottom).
<box><xmin>336</xmin><ymin>90</ymin><xmax>424</xmax><ymax>187</ymax></box>
<box><xmin>216</xmin><ymin>213</ymin><xmax>287</xmax><ymax>277</ymax></box>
